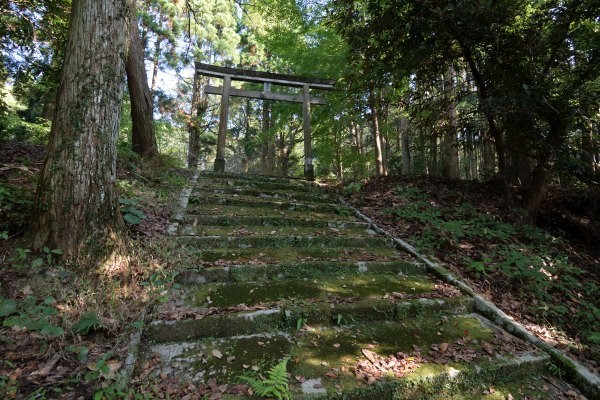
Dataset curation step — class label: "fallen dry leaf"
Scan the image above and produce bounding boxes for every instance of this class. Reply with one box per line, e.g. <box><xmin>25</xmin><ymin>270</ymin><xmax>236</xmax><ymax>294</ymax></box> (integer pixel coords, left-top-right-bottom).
<box><xmin>212</xmin><ymin>349</ymin><xmax>223</xmax><ymax>359</ymax></box>
<box><xmin>362</xmin><ymin>348</ymin><xmax>378</xmax><ymax>364</ymax></box>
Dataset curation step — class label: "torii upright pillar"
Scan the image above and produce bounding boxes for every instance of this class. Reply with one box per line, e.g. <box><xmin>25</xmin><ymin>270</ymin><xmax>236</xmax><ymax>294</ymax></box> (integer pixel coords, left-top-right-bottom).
<box><xmin>214</xmin><ymin>75</ymin><xmax>231</xmax><ymax>172</ymax></box>
<box><xmin>302</xmin><ymin>84</ymin><xmax>314</xmax><ymax>180</ymax></box>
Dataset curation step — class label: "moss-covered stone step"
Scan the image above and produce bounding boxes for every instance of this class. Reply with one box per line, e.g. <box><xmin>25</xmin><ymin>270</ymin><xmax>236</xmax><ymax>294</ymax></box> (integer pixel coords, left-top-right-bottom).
<box><xmin>146</xmin><ymin>297</ymin><xmax>473</xmax><ymax>343</ymax></box>
<box><xmin>198</xmin><ymin>171</ymin><xmax>321</xmax><ymax>186</ymax></box>
<box><xmin>194</xmin><ymin>184</ymin><xmax>334</xmax><ymax>204</ymax></box>
<box><xmin>196</xmin><ymin>176</ymin><xmax>322</xmax><ymax>193</ymax></box>
<box><xmin>178</xmin><ymin>224</ymin><xmax>378</xmax><ymax>238</ymax></box>
<box><xmin>142</xmin><ymin>314</ymin><xmax>547</xmax><ymax>399</ymax></box>
<box><xmin>186</xmin><ymin>204</ymin><xmax>356</xmax><ymax>221</ymax></box>
<box><xmin>176</xmin><ymin>261</ymin><xmax>426</xmax><ymax>284</ymax></box>
<box><xmin>184</xmin><ymin>274</ymin><xmax>442</xmax><ymax>308</ymax></box>
<box><xmin>183</xmin><ymin>246</ymin><xmax>403</xmax><ymax>265</ymax></box>
<box><xmin>183</xmin><ymin>214</ymin><xmax>368</xmax><ymax>229</ymax></box>
<box><xmin>188</xmin><ymin>194</ymin><xmax>346</xmax><ymax>214</ymax></box>
<box><xmin>177</xmin><ymin>234</ymin><xmax>391</xmax><ymax>250</ymax></box>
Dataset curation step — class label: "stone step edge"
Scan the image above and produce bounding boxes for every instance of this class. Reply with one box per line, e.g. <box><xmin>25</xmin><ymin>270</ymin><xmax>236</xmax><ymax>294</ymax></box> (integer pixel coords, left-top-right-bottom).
<box><xmin>145</xmin><ymin>297</ymin><xmax>474</xmax><ymax>344</ymax></box>
<box><xmin>188</xmin><ymin>196</ymin><xmax>346</xmax><ymax>211</ymax></box>
<box><xmin>197</xmin><ymin>171</ymin><xmax>320</xmax><ymax>187</ymax></box>
<box><xmin>167</xmin><ymin>169</ymin><xmax>201</xmax><ymax>235</ymax></box>
<box><xmin>182</xmin><ymin>215</ymin><xmax>369</xmax><ymax>229</ymax></box>
<box><xmin>176</xmin><ymin>235</ymin><xmax>392</xmax><ymax>249</ymax></box>
<box><xmin>193</xmin><ymin>187</ymin><xmax>333</xmax><ymax>202</ymax></box>
<box><xmin>339</xmin><ymin>196</ymin><xmax>600</xmax><ymax>398</ymax></box>
<box><xmin>175</xmin><ymin>261</ymin><xmax>426</xmax><ymax>284</ymax></box>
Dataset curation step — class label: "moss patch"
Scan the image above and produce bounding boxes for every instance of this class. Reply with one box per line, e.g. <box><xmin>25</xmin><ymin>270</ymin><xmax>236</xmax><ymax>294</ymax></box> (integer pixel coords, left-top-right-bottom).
<box><xmin>148</xmin><ymin>333</ymin><xmax>293</xmax><ymax>383</ymax></box>
<box><xmin>187</xmin><ymin>275</ymin><xmax>436</xmax><ymax>308</ymax></box>
<box><xmin>187</xmin><ymin>246</ymin><xmax>402</xmax><ymax>265</ymax></box>
<box><xmin>186</xmin><ymin>203</ymin><xmax>355</xmax><ymax>221</ymax></box>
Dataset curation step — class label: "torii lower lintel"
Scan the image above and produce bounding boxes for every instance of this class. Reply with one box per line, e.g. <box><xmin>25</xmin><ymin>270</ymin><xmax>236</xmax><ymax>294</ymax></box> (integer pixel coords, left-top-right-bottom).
<box><xmin>196</xmin><ymin>62</ymin><xmax>335</xmax><ymax>179</ymax></box>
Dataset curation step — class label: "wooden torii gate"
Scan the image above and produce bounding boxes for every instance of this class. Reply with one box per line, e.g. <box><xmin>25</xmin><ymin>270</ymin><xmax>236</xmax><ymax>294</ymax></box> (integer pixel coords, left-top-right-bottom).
<box><xmin>195</xmin><ymin>62</ymin><xmax>335</xmax><ymax>179</ymax></box>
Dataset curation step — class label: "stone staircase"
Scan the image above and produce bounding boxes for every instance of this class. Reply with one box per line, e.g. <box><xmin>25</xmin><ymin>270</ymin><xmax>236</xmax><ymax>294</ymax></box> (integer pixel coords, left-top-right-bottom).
<box><xmin>136</xmin><ymin>172</ymin><xmax>582</xmax><ymax>399</ymax></box>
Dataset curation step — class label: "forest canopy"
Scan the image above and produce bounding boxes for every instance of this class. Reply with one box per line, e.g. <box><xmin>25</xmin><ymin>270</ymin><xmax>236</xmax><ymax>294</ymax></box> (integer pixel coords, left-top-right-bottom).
<box><xmin>1</xmin><ymin>0</ymin><xmax>598</xmax><ymax>222</ymax></box>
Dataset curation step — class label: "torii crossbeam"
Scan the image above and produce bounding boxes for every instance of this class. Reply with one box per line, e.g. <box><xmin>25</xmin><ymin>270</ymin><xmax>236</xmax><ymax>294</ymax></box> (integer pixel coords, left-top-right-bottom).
<box><xmin>195</xmin><ymin>62</ymin><xmax>335</xmax><ymax>179</ymax></box>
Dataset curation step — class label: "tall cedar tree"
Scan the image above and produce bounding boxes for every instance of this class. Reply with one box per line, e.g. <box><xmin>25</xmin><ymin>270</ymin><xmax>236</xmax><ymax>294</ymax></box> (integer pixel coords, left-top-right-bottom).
<box><xmin>127</xmin><ymin>3</ymin><xmax>158</xmax><ymax>157</ymax></box>
<box><xmin>31</xmin><ymin>0</ymin><xmax>129</xmax><ymax>255</ymax></box>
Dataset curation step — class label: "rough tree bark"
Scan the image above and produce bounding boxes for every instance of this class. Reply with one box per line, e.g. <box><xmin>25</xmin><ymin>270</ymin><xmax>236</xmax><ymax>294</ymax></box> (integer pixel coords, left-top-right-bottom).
<box><xmin>126</xmin><ymin>5</ymin><xmax>158</xmax><ymax>157</ymax></box>
<box><xmin>187</xmin><ymin>69</ymin><xmax>208</xmax><ymax>168</ymax></box>
<box><xmin>442</xmin><ymin>67</ymin><xmax>459</xmax><ymax>179</ymax></box>
<box><xmin>582</xmin><ymin>119</ymin><xmax>596</xmax><ymax>174</ymax></box>
<box><xmin>260</xmin><ymin>99</ymin><xmax>273</xmax><ymax>175</ymax></box>
<box><xmin>368</xmin><ymin>87</ymin><xmax>386</xmax><ymax>176</ymax></box>
<box><xmin>350</xmin><ymin>119</ymin><xmax>361</xmax><ymax>179</ymax></box>
<box><xmin>30</xmin><ymin>0</ymin><xmax>130</xmax><ymax>256</ymax></box>
<box><xmin>399</xmin><ymin>117</ymin><xmax>411</xmax><ymax>176</ymax></box>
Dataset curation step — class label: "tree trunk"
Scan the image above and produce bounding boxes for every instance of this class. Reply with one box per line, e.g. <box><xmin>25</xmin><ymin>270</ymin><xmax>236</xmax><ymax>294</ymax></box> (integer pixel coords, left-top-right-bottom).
<box><xmin>187</xmin><ymin>70</ymin><xmax>200</xmax><ymax>169</ymax></box>
<box><xmin>260</xmin><ymin>100</ymin><xmax>271</xmax><ymax>175</ymax></box>
<box><xmin>126</xmin><ymin>5</ymin><xmax>158</xmax><ymax>157</ymax></box>
<box><xmin>582</xmin><ymin>119</ymin><xmax>596</xmax><ymax>173</ymax></box>
<box><xmin>526</xmin><ymin>118</ymin><xmax>566</xmax><ymax>218</ymax></box>
<box><xmin>30</xmin><ymin>0</ymin><xmax>129</xmax><ymax>256</ymax></box>
<box><xmin>368</xmin><ymin>88</ymin><xmax>386</xmax><ymax>176</ymax></box>
<box><xmin>482</xmin><ymin>136</ymin><xmax>496</xmax><ymax>179</ymax></box>
<box><xmin>335</xmin><ymin>128</ymin><xmax>343</xmax><ymax>179</ymax></box>
<box><xmin>442</xmin><ymin>67</ymin><xmax>459</xmax><ymax>178</ymax></box>
<box><xmin>151</xmin><ymin>35</ymin><xmax>163</xmax><ymax>95</ymax></box>
<box><xmin>187</xmin><ymin>70</ymin><xmax>208</xmax><ymax>168</ymax></box>
<box><xmin>350</xmin><ymin>119</ymin><xmax>361</xmax><ymax>179</ymax></box>
<box><xmin>400</xmin><ymin>117</ymin><xmax>411</xmax><ymax>175</ymax></box>
<box><xmin>428</xmin><ymin>132</ymin><xmax>438</xmax><ymax>176</ymax></box>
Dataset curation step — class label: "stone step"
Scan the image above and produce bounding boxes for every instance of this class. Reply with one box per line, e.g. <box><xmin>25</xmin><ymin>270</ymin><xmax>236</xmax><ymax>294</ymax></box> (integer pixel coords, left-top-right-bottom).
<box><xmin>183</xmin><ymin>246</ymin><xmax>404</xmax><ymax>265</ymax></box>
<box><xmin>176</xmin><ymin>261</ymin><xmax>427</xmax><ymax>284</ymax></box>
<box><xmin>183</xmin><ymin>274</ymin><xmax>447</xmax><ymax>309</ymax></box>
<box><xmin>197</xmin><ymin>174</ymin><xmax>322</xmax><ymax>193</ymax></box>
<box><xmin>183</xmin><ymin>214</ymin><xmax>369</xmax><ymax>229</ymax></box>
<box><xmin>146</xmin><ymin>296</ymin><xmax>473</xmax><ymax>343</ymax></box>
<box><xmin>178</xmin><ymin>224</ymin><xmax>378</xmax><ymax>238</ymax></box>
<box><xmin>142</xmin><ymin>314</ymin><xmax>548</xmax><ymax>399</ymax></box>
<box><xmin>194</xmin><ymin>184</ymin><xmax>334</xmax><ymax>204</ymax></box>
<box><xmin>186</xmin><ymin>203</ymin><xmax>356</xmax><ymax>221</ymax></box>
<box><xmin>177</xmin><ymin>234</ymin><xmax>391</xmax><ymax>249</ymax></box>
<box><xmin>188</xmin><ymin>194</ymin><xmax>347</xmax><ymax>214</ymax></box>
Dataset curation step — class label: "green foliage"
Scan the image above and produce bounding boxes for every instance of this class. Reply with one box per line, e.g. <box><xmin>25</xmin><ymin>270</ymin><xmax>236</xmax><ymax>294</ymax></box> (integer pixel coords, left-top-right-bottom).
<box><xmin>389</xmin><ymin>186</ymin><xmax>600</xmax><ymax>352</ymax></box>
<box><xmin>335</xmin><ymin>207</ymin><xmax>354</xmax><ymax>217</ymax></box>
<box><xmin>2</xmin><ymin>296</ymin><xmax>64</xmax><ymax>337</ymax></box>
<box><xmin>0</xmin><ymin>367</ymin><xmax>18</xmax><ymax>399</ymax></box>
<box><xmin>72</xmin><ymin>312</ymin><xmax>105</xmax><ymax>335</ymax></box>
<box><xmin>239</xmin><ymin>358</ymin><xmax>291</xmax><ymax>400</ymax></box>
<box><xmin>0</xmin><ymin>297</ymin><xmax>17</xmax><ymax>317</ymax></box>
<box><xmin>139</xmin><ymin>270</ymin><xmax>177</xmax><ymax>303</ymax></box>
<box><xmin>0</xmin><ymin>182</ymin><xmax>34</xmax><ymax>233</ymax></box>
<box><xmin>84</xmin><ymin>352</ymin><xmax>114</xmax><ymax>382</ymax></box>
<box><xmin>119</xmin><ymin>198</ymin><xmax>146</xmax><ymax>225</ymax></box>
<box><xmin>343</xmin><ymin>182</ymin><xmax>362</xmax><ymax>195</ymax></box>
<box><xmin>465</xmin><ymin>257</ymin><xmax>492</xmax><ymax>279</ymax></box>
<box><xmin>67</xmin><ymin>346</ymin><xmax>90</xmax><ymax>363</ymax></box>
<box><xmin>546</xmin><ymin>361</ymin><xmax>565</xmax><ymax>380</ymax></box>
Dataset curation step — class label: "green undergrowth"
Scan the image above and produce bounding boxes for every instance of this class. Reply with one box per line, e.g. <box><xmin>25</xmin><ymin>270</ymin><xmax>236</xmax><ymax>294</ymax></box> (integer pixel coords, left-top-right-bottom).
<box><xmin>0</xmin><ymin>143</ymin><xmax>192</xmax><ymax>398</ymax></box>
<box><xmin>379</xmin><ymin>184</ymin><xmax>600</xmax><ymax>361</ymax></box>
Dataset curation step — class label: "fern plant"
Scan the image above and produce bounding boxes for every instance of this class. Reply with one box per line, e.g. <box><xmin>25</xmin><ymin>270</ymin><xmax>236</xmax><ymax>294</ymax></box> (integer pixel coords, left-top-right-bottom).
<box><xmin>239</xmin><ymin>358</ymin><xmax>291</xmax><ymax>400</ymax></box>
